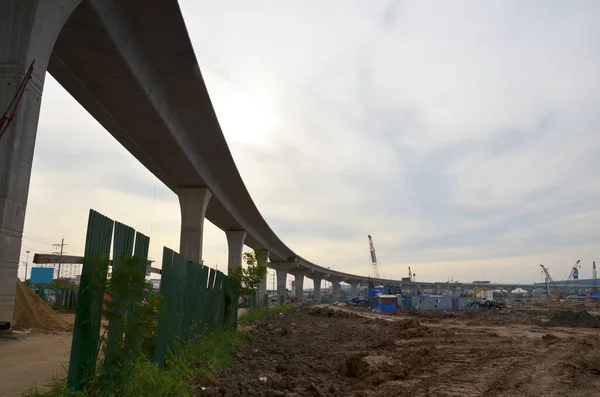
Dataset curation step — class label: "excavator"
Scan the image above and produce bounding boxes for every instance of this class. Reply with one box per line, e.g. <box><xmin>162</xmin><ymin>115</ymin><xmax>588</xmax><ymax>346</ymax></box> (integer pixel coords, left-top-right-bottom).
<box><xmin>469</xmin><ymin>287</ymin><xmax>504</xmax><ymax>310</ymax></box>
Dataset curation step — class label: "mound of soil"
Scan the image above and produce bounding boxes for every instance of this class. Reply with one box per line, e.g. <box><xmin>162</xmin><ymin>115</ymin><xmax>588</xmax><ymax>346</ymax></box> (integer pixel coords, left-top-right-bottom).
<box><xmin>309</xmin><ymin>306</ymin><xmax>360</xmax><ymax>318</ymax></box>
<box><xmin>547</xmin><ymin>310</ymin><xmax>599</xmax><ymax>328</ymax></box>
<box><xmin>12</xmin><ymin>280</ymin><xmax>72</xmax><ymax>332</ymax></box>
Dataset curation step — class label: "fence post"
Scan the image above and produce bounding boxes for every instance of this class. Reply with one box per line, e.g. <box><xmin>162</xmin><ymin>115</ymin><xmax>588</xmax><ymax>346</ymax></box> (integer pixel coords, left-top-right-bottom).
<box><xmin>67</xmin><ymin>210</ymin><xmax>114</xmax><ymax>391</ymax></box>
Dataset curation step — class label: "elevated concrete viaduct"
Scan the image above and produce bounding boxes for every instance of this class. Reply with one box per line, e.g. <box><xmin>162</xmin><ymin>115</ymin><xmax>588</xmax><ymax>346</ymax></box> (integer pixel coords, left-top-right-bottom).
<box><xmin>0</xmin><ymin>0</ymin><xmax>539</xmax><ymax>327</ymax></box>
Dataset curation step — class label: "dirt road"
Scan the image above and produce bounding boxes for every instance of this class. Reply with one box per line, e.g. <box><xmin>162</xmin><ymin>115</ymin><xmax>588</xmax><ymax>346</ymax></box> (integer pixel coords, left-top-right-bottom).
<box><xmin>0</xmin><ymin>333</ymin><xmax>72</xmax><ymax>397</ymax></box>
<box><xmin>197</xmin><ymin>306</ymin><xmax>600</xmax><ymax>397</ymax></box>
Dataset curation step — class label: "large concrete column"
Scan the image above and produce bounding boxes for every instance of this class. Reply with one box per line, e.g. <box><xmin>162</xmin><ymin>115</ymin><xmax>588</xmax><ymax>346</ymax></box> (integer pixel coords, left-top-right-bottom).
<box><xmin>331</xmin><ymin>278</ymin><xmax>341</xmax><ymax>302</ymax></box>
<box><xmin>225</xmin><ymin>230</ymin><xmax>246</xmax><ymax>272</ymax></box>
<box><xmin>256</xmin><ymin>248</ymin><xmax>269</xmax><ymax>307</ymax></box>
<box><xmin>276</xmin><ymin>269</ymin><xmax>287</xmax><ymax>305</ymax></box>
<box><xmin>0</xmin><ymin>0</ymin><xmax>82</xmax><ymax>329</ymax></box>
<box><xmin>225</xmin><ymin>230</ymin><xmax>246</xmax><ymax>326</ymax></box>
<box><xmin>312</xmin><ymin>275</ymin><xmax>322</xmax><ymax>303</ymax></box>
<box><xmin>350</xmin><ymin>281</ymin><xmax>359</xmax><ymax>298</ymax></box>
<box><xmin>293</xmin><ymin>274</ymin><xmax>304</xmax><ymax>303</ymax></box>
<box><xmin>178</xmin><ymin>187</ymin><xmax>211</xmax><ymax>263</ymax></box>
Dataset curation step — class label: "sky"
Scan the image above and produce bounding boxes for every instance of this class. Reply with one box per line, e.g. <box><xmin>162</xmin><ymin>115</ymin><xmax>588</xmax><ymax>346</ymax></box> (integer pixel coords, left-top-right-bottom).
<box><xmin>17</xmin><ymin>0</ymin><xmax>600</xmax><ymax>286</ymax></box>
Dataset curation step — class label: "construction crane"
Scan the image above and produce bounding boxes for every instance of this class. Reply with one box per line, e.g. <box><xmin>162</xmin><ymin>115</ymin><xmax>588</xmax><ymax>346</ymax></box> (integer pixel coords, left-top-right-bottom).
<box><xmin>540</xmin><ymin>264</ymin><xmax>561</xmax><ymax>301</ymax></box>
<box><xmin>592</xmin><ymin>261</ymin><xmax>598</xmax><ymax>293</ymax></box>
<box><xmin>367</xmin><ymin>235</ymin><xmax>380</xmax><ymax>279</ymax></box>
<box><xmin>562</xmin><ymin>260</ymin><xmax>581</xmax><ymax>296</ymax></box>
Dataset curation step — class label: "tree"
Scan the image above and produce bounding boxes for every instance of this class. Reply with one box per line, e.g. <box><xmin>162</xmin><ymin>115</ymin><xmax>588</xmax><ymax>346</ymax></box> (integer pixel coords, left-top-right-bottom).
<box><xmin>228</xmin><ymin>247</ymin><xmax>268</xmax><ymax>297</ymax></box>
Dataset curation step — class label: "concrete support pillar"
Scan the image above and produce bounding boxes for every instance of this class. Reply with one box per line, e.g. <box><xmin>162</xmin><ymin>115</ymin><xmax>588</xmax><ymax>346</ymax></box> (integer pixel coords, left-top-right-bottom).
<box><xmin>312</xmin><ymin>276</ymin><xmax>322</xmax><ymax>303</ymax></box>
<box><xmin>294</xmin><ymin>274</ymin><xmax>304</xmax><ymax>303</ymax></box>
<box><xmin>178</xmin><ymin>187</ymin><xmax>211</xmax><ymax>263</ymax></box>
<box><xmin>225</xmin><ymin>230</ymin><xmax>246</xmax><ymax>272</ymax></box>
<box><xmin>0</xmin><ymin>0</ymin><xmax>82</xmax><ymax>329</ymax></box>
<box><xmin>331</xmin><ymin>278</ymin><xmax>341</xmax><ymax>302</ymax></box>
<box><xmin>350</xmin><ymin>281</ymin><xmax>359</xmax><ymax>298</ymax></box>
<box><xmin>276</xmin><ymin>269</ymin><xmax>287</xmax><ymax>305</ymax></box>
<box><xmin>256</xmin><ymin>249</ymin><xmax>269</xmax><ymax>307</ymax></box>
<box><xmin>225</xmin><ymin>230</ymin><xmax>246</xmax><ymax>326</ymax></box>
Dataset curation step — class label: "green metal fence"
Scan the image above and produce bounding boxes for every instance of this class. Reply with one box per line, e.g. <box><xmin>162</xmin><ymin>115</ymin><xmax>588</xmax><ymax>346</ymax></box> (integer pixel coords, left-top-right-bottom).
<box><xmin>153</xmin><ymin>248</ymin><xmax>231</xmax><ymax>367</ymax></box>
<box><xmin>66</xmin><ymin>209</ymin><xmax>232</xmax><ymax>390</ymax></box>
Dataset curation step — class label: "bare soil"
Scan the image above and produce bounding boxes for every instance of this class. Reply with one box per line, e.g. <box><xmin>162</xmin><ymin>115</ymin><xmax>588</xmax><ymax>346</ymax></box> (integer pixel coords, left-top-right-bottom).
<box><xmin>197</xmin><ymin>305</ymin><xmax>600</xmax><ymax>397</ymax></box>
<box><xmin>0</xmin><ymin>333</ymin><xmax>72</xmax><ymax>397</ymax></box>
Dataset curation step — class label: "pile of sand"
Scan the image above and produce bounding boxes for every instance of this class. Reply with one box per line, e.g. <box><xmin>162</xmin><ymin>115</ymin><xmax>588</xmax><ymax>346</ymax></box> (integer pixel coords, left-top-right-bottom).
<box><xmin>12</xmin><ymin>279</ymin><xmax>72</xmax><ymax>332</ymax></box>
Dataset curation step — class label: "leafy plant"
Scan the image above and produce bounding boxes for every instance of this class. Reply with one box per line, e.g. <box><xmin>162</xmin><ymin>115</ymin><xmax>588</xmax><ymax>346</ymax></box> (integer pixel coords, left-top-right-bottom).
<box><xmin>228</xmin><ymin>247</ymin><xmax>268</xmax><ymax>297</ymax></box>
<box><xmin>97</xmin><ymin>254</ymin><xmax>162</xmax><ymax>392</ymax></box>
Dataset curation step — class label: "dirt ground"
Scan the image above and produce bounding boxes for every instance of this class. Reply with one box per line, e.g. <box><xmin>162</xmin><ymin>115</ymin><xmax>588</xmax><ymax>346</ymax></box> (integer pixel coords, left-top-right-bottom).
<box><xmin>0</xmin><ymin>308</ymin><xmax>246</xmax><ymax>397</ymax></box>
<box><xmin>197</xmin><ymin>305</ymin><xmax>600</xmax><ymax>397</ymax></box>
<box><xmin>0</xmin><ymin>333</ymin><xmax>72</xmax><ymax>397</ymax></box>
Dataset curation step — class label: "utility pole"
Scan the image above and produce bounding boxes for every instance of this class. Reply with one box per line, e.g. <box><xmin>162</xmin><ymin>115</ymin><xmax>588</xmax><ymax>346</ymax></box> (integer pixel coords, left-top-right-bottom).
<box><xmin>53</xmin><ymin>238</ymin><xmax>68</xmax><ymax>279</ymax></box>
<box><xmin>24</xmin><ymin>250</ymin><xmax>30</xmax><ymax>281</ymax></box>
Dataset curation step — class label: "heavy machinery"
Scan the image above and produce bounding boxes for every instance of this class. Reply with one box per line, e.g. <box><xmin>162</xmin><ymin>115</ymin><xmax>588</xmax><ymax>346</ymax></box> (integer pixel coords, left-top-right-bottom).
<box><xmin>540</xmin><ymin>264</ymin><xmax>562</xmax><ymax>301</ymax></box>
<box><xmin>367</xmin><ymin>235</ymin><xmax>381</xmax><ymax>278</ymax></box>
<box><xmin>562</xmin><ymin>260</ymin><xmax>581</xmax><ymax>295</ymax></box>
<box><xmin>472</xmin><ymin>287</ymin><xmax>487</xmax><ymax>298</ymax></box>
<box><xmin>593</xmin><ymin>262</ymin><xmax>598</xmax><ymax>294</ymax></box>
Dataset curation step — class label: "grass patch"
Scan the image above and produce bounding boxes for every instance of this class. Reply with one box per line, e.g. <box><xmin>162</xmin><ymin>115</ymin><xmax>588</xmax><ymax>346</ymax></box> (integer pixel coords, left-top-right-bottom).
<box><xmin>238</xmin><ymin>305</ymin><xmax>293</xmax><ymax>326</ymax></box>
<box><xmin>23</xmin><ymin>330</ymin><xmax>252</xmax><ymax>397</ymax></box>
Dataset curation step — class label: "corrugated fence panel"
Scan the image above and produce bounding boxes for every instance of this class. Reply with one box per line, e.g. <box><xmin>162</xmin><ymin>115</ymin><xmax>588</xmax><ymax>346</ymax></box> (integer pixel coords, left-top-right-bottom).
<box><xmin>67</xmin><ymin>210</ymin><xmax>114</xmax><ymax>391</ymax></box>
<box><xmin>154</xmin><ymin>248</ymin><xmax>175</xmax><ymax>368</ymax></box>
<box><xmin>133</xmin><ymin>232</ymin><xmax>150</xmax><ymax>259</ymax></box>
<box><xmin>106</xmin><ymin>222</ymin><xmax>135</xmax><ymax>365</ymax></box>
<box><xmin>125</xmin><ymin>231</ymin><xmax>151</xmax><ymax>355</ymax></box>
<box><xmin>198</xmin><ymin>266</ymin><xmax>209</xmax><ymax>333</ymax></box>
<box><xmin>183</xmin><ymin>260</ymin><xmax>196</xmax><ymax>342</ymax></box>
<box><xmin>207</xmin><ymin>268</ymin><xmax>218</xmax><ymax>331</ymax></box>
<box><xmin>215</xmin><ymin>271</ymin><xmax>226</xmax><ymax>328</ymax></box>
<box><xmin>172</xmin><ymin>252</ymin><xmax>187</xmax><ymax>343</ymax></box>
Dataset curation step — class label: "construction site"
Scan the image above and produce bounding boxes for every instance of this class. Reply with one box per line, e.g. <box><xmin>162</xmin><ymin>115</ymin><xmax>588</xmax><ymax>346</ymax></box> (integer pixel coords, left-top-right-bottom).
<box><xmin>2</xmin><ymin>236</ymin><xmax>600</xmax><ymax>396</ymax></box>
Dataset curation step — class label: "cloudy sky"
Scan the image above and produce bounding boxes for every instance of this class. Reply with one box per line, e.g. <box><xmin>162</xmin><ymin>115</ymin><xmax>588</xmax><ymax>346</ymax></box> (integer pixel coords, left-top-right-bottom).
<box><xmin>18</xmin><ymin>0</ymin><xmax>600</xmax><ymax>286</ymax></box>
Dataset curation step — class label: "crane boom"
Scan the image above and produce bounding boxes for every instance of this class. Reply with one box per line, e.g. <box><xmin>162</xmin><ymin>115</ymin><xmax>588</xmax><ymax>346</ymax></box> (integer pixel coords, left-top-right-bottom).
<box><xmin>540</xmin><ymin>264</ymin><xmax>562</xmax><ymax>300</ymax></box>
<box><xmin>368</xmin><ymin>235</ymin><xmax>380</xmax><ymax>278</ymax></box>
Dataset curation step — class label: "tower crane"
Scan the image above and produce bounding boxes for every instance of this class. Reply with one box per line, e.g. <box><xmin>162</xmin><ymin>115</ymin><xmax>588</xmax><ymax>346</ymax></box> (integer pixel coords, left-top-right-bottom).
<box><xmin>367</xmin><ymin>235</ymin><xmax>380</xmax><ymax>279</ymax></box>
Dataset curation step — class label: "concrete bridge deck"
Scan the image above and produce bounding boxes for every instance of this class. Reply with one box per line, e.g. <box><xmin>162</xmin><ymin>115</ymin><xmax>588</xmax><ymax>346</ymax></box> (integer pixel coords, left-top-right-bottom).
<box><xmin>0</xmin><ymin>0</ymin><xmax>541</xmax><ymax>325</ymax></box>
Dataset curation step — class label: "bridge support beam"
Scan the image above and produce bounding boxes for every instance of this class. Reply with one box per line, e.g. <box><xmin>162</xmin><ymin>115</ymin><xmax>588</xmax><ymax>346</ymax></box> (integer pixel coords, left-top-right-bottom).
<box><xmin>330</xmin><ymin>278</ymin><xmax>342</xmax><ymax>302</ymax></box>
<box><xmin>225</xmin><ymin>230</ymin><xmax>246</xmax><ymax>273</ymax></box>
<box><xmin>256</xmin><ymin>248</ymin><xmax>269</xmax><ymax>307</ymax></box>
<box><xmin>178</xmin><ymin>187</ymin><xmax>211</xmax><ymax>263</ymax></box>
<box><xmin>0</xmin><ymin>0</ymin><xmax>82</xmax><ymax>329</ymax></box>
<box><xmin>311</xmin><ymin>275</ymin><xmax>322</xmax><ymax>303</ymax></box>
<box><xmin>293</xmin><ymin>274</ymin><xmax>304</xmax><ymax>303</ymax></box>
<box><xmin>276</xmin><ymin>269</ymin><xmax>287</xmax><ymax>305</ymax></box>
<box><xmin>225</xmin><ymin>230</ymin><xmax>246</xmax><ymax>326</ymax></box>
<box><xmin>350</xmin><ymin>281</ymin><xmax>359</xmax><ymax>298</ymax></box>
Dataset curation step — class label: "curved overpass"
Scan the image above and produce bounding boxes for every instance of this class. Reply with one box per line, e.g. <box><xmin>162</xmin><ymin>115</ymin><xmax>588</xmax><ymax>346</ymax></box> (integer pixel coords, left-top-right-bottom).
<box><xmin>1</xmin><ymin>0</ymin><xmax>412</xmax><ymax>325</ymax></box>
<box><xmin>48</xmin><ymin>0</ymin><xmax>386</xmax><ymax>288</ymax></box>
